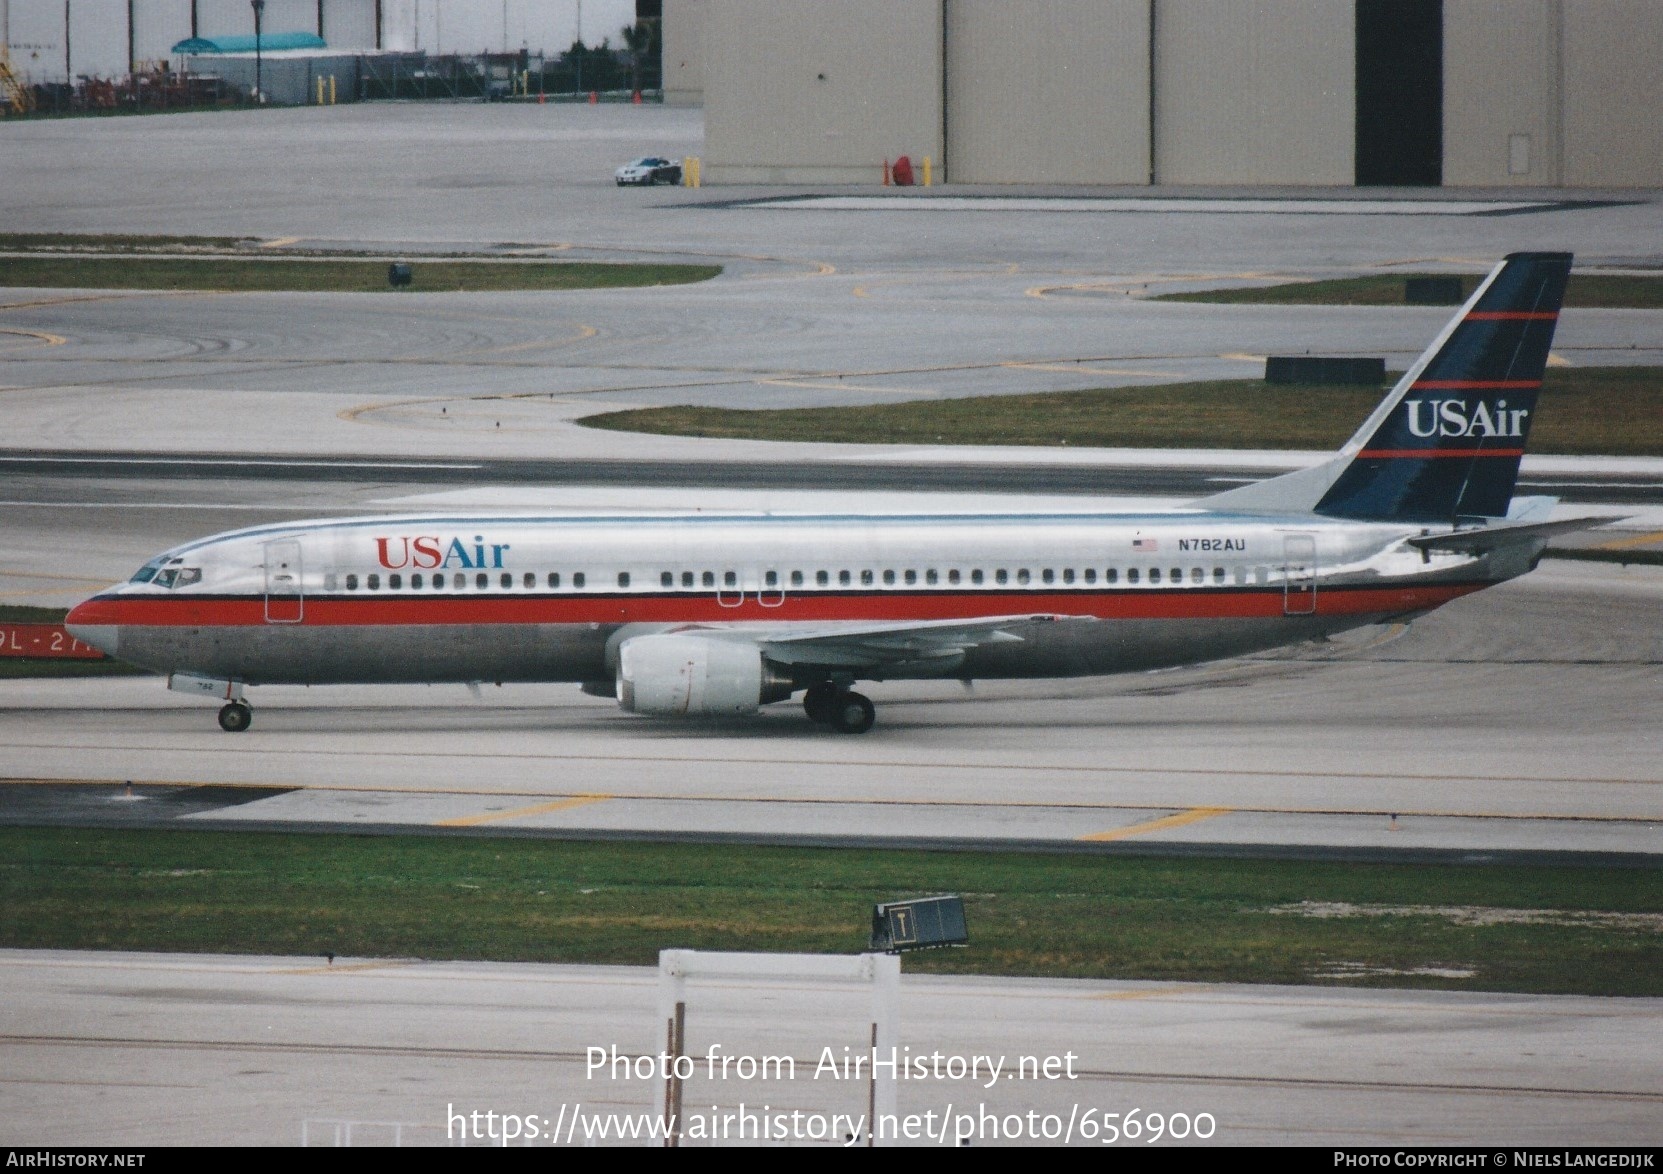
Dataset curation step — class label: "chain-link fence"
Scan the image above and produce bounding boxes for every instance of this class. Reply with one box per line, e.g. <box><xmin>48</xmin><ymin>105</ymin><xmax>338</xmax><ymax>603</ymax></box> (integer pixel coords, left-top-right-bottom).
<box><xmin>0</xmin><ymin>42</ymin><xmax>662</xmax><ymax>118</ymax></box>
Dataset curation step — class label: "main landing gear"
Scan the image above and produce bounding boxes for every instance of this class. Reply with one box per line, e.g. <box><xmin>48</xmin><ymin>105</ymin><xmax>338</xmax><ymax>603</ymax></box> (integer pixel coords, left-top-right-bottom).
<box><xmin>802</xmin><ymin>682</ymin><xmax>876</xmax><ymax>735</ymax></box>
<box><xmin>217</xmin><ymin>701</ymin><xmax>253</xmax><ymax>733</ymax></box>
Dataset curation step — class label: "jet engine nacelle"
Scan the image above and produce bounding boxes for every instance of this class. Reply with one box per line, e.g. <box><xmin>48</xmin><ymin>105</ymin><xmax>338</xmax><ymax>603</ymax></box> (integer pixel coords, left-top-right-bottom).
<box><xmin>616</xmin><ymin>633</ymin><xmax>794</xmax><ymax>716</ymax></box>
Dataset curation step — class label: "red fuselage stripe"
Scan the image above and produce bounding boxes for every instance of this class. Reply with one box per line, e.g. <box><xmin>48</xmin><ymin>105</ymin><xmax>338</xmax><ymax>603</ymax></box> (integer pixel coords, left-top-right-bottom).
<box><xmin>1409</xmin><ymin>380</ymin><xmax>1541</xmax><ymax>390</ymax></box>
<box><xmin>1355</xmin><ymin>448</ymin><xmax>1524</xmax><ymax>459</ymax></box>
<box><xmin>71</xmin><ymin>584</ymin><xmax>1485</xmax><ymax>628</ymax></box>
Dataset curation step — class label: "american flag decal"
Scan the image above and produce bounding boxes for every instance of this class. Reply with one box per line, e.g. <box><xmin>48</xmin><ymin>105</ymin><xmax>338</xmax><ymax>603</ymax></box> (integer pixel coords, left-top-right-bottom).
<box><xmin>1132</xmin><ymin>537</ymin><xmax>1157</xmax><ymax>552</ymax></box>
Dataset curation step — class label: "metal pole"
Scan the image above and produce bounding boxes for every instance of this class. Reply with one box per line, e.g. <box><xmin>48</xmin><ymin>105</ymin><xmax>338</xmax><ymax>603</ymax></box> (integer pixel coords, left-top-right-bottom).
<box><xmin>251</xmin><ymin>0</ymin><xmax>263</xmax><ymax>103</ymax></box>
<box><xmin>670</xmin><ymin>1001</ymin><xmax>685</xmax><ymax>1148</ymax></box>
<box><xmin>870</xmin><ymin>952</ymin><xmax>899</xmax><ymax>1146</ymax></box>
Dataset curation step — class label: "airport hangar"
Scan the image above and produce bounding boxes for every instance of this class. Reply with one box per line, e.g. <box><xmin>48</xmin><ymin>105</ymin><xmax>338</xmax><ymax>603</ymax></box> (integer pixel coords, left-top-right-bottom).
<box><xmin>665</xmin><ymin>0</ymin><xmax>1663</xmax><ymax>190</ymax></box>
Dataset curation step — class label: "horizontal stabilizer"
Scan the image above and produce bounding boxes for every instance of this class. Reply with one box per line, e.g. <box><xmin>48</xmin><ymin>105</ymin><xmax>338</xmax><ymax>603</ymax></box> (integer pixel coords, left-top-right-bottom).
<box><xmin>1406</xmin><ymin>515</ymin><xmax>1626</xmax><ymax>556</ymax></box>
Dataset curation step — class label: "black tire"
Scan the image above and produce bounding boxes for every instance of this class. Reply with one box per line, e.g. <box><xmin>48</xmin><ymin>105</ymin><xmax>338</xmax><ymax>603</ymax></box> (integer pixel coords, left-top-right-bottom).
<box><xmin>829</xmin><ymin>691</ymin><xmax>875</xmax><ymax>735</ymax></box>
<box><xmin>217</xmin><ymin>702</ymin><xmax>252</xmax><ymax>733</ymax></box>
<box><xmin>802</xmin><ymin>683</ymin><xmax>837</xmax><ymax>723</ymax></box>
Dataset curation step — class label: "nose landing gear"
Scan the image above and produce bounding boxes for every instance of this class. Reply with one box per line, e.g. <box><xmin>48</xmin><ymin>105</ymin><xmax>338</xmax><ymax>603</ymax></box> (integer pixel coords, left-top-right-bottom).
<box><xmin>217</xmin><ymin>701</ymin><xmax>253</xmax><ymax>733</ymax></box>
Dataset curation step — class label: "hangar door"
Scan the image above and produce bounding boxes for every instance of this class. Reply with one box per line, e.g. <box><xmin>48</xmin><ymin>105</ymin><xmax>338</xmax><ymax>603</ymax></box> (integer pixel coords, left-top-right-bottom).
<box><xmin>943</xmin><ymin>0</ymin><xmax>1150</xmax><ymax>185</ymax></box>
<box><xmin>1356</xmin><ymin>0</ymin><xmax>1444</xmax><ymax>185</ymax></box>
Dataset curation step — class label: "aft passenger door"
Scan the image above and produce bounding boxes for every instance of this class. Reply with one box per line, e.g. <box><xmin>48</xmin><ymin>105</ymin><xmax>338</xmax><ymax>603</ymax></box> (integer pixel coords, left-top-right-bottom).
<box><xmin>264</xmin><ymin>539</ymin><xmax>304</xmax><ymax>623</ymax></box>
<box><xmin>1282</xmin><ymin>533</ymin><xmax>1317</xmax><ymax>616</ymax></box>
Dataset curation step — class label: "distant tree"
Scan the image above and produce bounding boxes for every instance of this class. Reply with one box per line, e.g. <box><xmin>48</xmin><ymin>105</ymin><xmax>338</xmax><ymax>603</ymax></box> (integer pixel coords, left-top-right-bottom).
<box><xmin>621</xmin><ymin>22</ymin><xmax>652</xmax><ymax>95</ymax></box>
<box><xmin>565</xmin><ymin>39</ymin><xmax>588</xmax><ymax>93</ymax></box>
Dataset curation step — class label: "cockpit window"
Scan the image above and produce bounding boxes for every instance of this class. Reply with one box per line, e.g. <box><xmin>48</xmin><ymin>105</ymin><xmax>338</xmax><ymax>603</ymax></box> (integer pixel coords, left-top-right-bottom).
<box><xmin>134</xmin><ymin>558</ymin><xmax>201</xmax><ymax>589</ymax></box>
<box><xmin>129</xmin><ymin>557</ymin><xmax>167</xmax><ymax>583</ymax></box>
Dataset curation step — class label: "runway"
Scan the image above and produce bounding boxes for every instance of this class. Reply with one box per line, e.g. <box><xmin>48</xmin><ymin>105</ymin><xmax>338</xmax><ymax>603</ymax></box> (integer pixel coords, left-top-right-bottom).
<box><xmin>6</xmin><ymin>449</ymin><xmax>1663</xmax><ymax>506</ymax></box>
<box><xmin>5</xmin><ymin>560</ymin><xmax>1660</xmax><ymax>860</ymax></box>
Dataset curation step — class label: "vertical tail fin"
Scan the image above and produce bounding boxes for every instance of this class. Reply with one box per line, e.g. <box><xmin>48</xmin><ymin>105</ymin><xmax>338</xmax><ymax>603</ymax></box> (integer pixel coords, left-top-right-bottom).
<box><xmin>1196</xmin><ymin>252</ymin><xmax>1572</xmax><ymax>522</ymax></box>
<box><xmin>1315</xmin><ymin>252</ymin><xmax>1571</xmax><ymax>522</ymax></box>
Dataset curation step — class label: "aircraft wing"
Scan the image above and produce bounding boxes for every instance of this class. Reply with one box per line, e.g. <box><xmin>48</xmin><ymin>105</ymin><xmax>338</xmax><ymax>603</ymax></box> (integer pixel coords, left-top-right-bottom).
<box><xmin>1406</xmin><ymin>515</ymin><xmax>1627</xmax><ymax>556</ymax></box>
<box><xmin>696</xmin><ymin>613</ymin><xmax>1091</xmax><ymax>670</ymax></box>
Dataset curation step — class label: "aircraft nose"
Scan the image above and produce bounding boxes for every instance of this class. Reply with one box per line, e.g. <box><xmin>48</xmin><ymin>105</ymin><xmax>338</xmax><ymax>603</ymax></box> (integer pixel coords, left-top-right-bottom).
<box><xmin>64</xmin><ymin>597</ymin><xmax>120</xmax><ymax>657</ymax></box>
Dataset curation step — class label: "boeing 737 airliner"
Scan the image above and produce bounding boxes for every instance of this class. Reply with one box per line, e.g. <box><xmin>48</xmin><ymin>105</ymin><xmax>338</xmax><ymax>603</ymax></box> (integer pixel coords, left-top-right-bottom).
<box><xmin>67</xmin><ymin>252</ymin><xmax>1605</xmax><ymax>734</ymax></box>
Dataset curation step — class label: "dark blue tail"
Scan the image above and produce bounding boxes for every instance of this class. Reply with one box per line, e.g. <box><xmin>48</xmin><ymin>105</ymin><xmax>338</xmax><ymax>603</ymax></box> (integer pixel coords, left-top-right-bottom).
<box><xmin>1312</xmin><ymin>252</ymin><xmax>1572</xmax><ymax>523</ymax></box>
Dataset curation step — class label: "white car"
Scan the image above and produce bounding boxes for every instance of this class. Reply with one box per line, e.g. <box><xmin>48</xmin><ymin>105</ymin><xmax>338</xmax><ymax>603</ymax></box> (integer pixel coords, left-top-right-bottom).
<box><xmin>614</xmin><ymin>157</ymin><xmax>683</xmax><ymax>186</ymax></box>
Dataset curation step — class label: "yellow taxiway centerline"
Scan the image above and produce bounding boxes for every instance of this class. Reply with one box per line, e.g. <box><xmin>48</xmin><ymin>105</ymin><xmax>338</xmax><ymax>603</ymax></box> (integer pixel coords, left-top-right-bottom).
<box><xmin>1079</xmin><ymin>806</ymin><xmax>1232</xmax><ymax>842</ymax></box>
<box><xmin>435</xmin><ymin>794</ymin><xmax>613</xmax><ymax>828</ymax></box>
<box><xmin>1594</xmin><ymin>530</ymin><xmax>1663</xmax><ymax>552</ymax></box>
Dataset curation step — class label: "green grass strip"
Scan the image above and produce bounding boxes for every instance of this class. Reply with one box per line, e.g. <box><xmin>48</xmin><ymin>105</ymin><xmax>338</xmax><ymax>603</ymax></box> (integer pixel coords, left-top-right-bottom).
<box><xmin>0</xmin><ymin>661</ymin><xmax>149</xmax><ymax>679</ymax></box>
<box><xmin>2</xmin><ymin>827</ymin><xmax>1658</xmax><ymax>995</ymax></box>
<box><xmin>0</xmin><ymin>605</ymin><xmax>69</xmax><ymax>622</ymax></box>
<box><xmin>0</xmin><ymin>256</ymin><xmax>721</xmax><ymax>293</ymax></box>
<box><xmin>581</xmin><ymin>366</ymin><xmax>1663</xmax><ymax>456</ymax></box>
<box><xmin>1154</xmin><ymin>272</ymin><xmax>1663</xmax><ymax>309</ymax></box>
<box><xmin>0</xmin><ymin>233</ymin><xmax>252</xmax><ymax>252</ymax></box>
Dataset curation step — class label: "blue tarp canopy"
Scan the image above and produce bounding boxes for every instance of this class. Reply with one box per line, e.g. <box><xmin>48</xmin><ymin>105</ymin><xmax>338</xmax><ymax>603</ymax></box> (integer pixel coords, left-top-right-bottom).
<box><xmin>171</xmin><ymin>32</ymin><xmax>327</xmax><ymax>54</ymax></box>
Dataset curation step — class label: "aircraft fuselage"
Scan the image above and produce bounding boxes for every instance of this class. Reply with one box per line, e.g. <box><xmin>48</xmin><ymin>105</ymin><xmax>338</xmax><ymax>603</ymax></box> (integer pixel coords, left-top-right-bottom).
<box><xmin>68</xmin><ymin>509</ymin><xmax>1503</xmax><ymax>688</ymax></box>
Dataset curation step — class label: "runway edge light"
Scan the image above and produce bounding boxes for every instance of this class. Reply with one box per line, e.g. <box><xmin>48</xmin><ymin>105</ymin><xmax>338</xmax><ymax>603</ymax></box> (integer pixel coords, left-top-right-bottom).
<box><xmin>870</xmin><ymin>895</ymin><xmax>968</xmax><ymax>954</ymax></box>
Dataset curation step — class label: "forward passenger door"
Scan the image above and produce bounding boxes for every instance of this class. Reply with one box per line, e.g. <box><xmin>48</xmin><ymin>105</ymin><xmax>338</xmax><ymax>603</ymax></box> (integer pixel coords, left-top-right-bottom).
<box><xmin>264</xmin><ymin>540</ymin><xmax>304</xmax><ymax>623</ymax></box>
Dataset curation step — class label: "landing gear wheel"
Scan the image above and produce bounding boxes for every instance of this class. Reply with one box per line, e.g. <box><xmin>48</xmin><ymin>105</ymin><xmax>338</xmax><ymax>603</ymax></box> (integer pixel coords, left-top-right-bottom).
<box><xmin>802</xmin><ymin>683</ymin><xmax>838</xmax><ymax>724</ymax></box>
<box><xmin>829</xmin><ymin>691</ymin><xmax>875</xmax><ymax>735</ymax></box>
<box><xmin>217</xmin><ymin>702</ymin><xmax>252</xmax><ymax>733</ymax></box>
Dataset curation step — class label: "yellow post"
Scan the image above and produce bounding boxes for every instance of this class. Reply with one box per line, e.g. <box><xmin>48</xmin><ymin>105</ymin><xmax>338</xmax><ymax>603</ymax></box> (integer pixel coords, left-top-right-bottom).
<box><xmin>683</xmin><ymin>157</ymin><xmax>692</xmax><ymax>187</ymax></box>
<box><xmin>329</xmin><ymin>75</ymin><xmax>336</xmax><ymax>104</ymax></box>
<box><xmin>923</xmin><ymin>156</ymin><xmax>932</xmax><ymax>186</ymax></box>
<box><xmin>693</xmin><ymin>157</ymin><xmax>702</xmax><ymax>188</ymax></box>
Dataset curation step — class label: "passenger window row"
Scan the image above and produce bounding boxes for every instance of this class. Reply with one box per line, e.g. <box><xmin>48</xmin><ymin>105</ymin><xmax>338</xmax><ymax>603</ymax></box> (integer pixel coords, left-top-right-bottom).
<box><xmin>327</xmin><ymin>571</ymin><xmax>586</xmax><ymax>591</ymax></box>
<box><xmin>320</xmin><ymin>565</ymin><xmax>1286</xmax><ymax>592</ymax></box>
